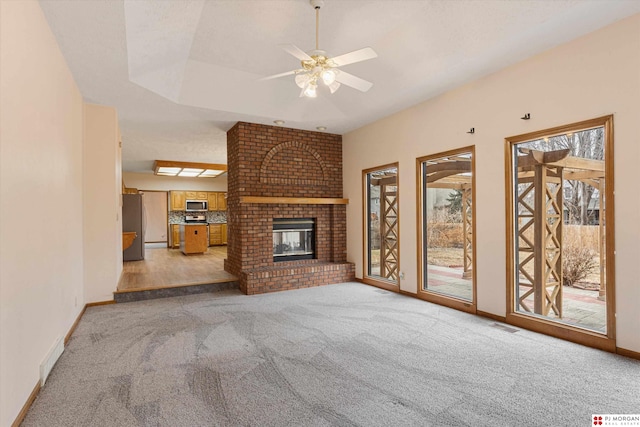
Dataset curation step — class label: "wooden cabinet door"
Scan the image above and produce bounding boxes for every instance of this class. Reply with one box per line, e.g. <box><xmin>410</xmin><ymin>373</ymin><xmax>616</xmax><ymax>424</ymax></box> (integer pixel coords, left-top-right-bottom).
<box><xmin>207</xmin><ymin>192</ymin><xmax>218</xmax><ymax>211</ymax></box>
<box><xmin>196</xmin><ymin>192</ymin><xmax>208</xmax><ymax>200</ymax></box>
<box><xmin>221</xmin><ymin>223</ymin><xmax>228</xmax><ymax>244</ymax></box>
<box><xmin>170</xmin><ymin>191</ymin><xmax>185</xmax><ymax>211</ymax></box>
<box><xmin>171</xmin><ymin>224</ymin><xmax>180</xmax><ymax>248</ymax></box>
<box><xmin>217</xmin><ymin>193</ymin><xmax>227</xmax><ymax>211</ymax></box>
<box><xmin>209</xmin><ymin>224</ymin><xmax>223</xmax><ymax>245</ymax></box>
<box><xmin>185</xmin><ymin>191</ymin><xmax>197</xmax><ymax>200</ymax></box>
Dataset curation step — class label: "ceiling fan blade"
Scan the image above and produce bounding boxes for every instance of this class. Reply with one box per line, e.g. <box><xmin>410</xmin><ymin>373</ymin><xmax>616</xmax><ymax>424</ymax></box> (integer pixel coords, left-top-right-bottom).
<box><xmin>259</xmin><ymin>70</ymin><xmax>298</xmax><ymax>81</ymax></box>
<box><xmin>335</xmin><ymin>70</ymin><xmax>373</xmax><ymax>92</ymax></box>
<box><xmin>331</xmin><ymin>47</ymin><xmax>377</xmax><ymax>67</ymax></box>
<box><xmin>280</xmin><ymin>44</ymin><xmax>312</xmax><ymax>61</ymax></box>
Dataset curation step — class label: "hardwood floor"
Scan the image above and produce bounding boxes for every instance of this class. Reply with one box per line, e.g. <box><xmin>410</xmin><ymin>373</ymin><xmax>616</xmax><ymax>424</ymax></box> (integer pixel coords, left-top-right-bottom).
<box><xmin>117</xmin><ymin>244</ymin><xmax>236</xmax><ymax>292</ymax></box>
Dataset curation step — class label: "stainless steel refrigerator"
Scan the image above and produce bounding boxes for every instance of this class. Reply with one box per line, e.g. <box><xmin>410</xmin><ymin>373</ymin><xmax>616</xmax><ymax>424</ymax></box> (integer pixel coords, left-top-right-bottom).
<box><xmin>122</xmin><ymin>194</ymin><xmax>146</xmax><ymax>261</ymax></box>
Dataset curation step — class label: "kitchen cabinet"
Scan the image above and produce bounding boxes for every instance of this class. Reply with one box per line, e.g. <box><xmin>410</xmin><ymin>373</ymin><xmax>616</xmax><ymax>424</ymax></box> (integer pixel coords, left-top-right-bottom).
<box><xmin>209</xmin><ymin>224</ymin><xmax>221</xmax><ymax>246</ymax></box>
<box><xmin>207</xmin><ymin>192</ymin><xmax>218</xmax><ymax>211</ymax></box>
<box><xmin>170</xmin><ymin>224</ymin><xmax>180</xmax><ymax>248</ymax></box>
<box><xmin>170</xmin><ymin>190</ymin><xmax>227</xmax><ymax>212</ymax></box>
<box><xmin>217</xmin><ymin>193</ymin><xmax>227</xmax><ymax>211</ymax></box>
<box><xmin>180</xmin><ymin>224</ymin><xmax>208</xmax><ymax>254</ymax></box>
<box><xmin>170</xmin><ymin>191</ymin><xmax>186</xmax><ymax>211</ymax></box>
<box><xmin>185</xmin><ymin>191</ymin><xmax>208</xmax><ymax>200</ymax></box>
<box><xmin>207</xmin><ymin>192</ymin><xmax>227</xmax><ymax>211</ymax></box>
<box><xmin>209</xmin><ymin>224</ymin><xmax>227</xmax><ymax>246</ymax></box>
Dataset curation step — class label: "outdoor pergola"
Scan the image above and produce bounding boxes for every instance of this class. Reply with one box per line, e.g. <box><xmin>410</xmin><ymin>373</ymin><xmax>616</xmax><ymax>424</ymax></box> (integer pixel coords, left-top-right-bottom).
<box><xmin>515</xmin><ymin>148</ymin><xmax>606</xmax><ymax>318</ymax></box>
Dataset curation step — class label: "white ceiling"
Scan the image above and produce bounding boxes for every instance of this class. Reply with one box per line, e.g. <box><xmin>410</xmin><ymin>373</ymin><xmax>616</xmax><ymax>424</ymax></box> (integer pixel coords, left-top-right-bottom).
<box><xmin>39</xmin><ymin>0</ymin><xmax>640</xmax><ymax>173</ymax></box>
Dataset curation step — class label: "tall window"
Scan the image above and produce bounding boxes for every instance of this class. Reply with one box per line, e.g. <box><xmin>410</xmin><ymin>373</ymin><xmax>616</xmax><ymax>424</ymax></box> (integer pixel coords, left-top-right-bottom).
<box><xmin>363</xmin><ymin>164</ymin><xmax>399</xmax><ymax>290</ymax></box>
<box><xmin>506</xmin><ymin>116</ymin><xmax>615</xmax><ymax>348</ymax></box>
<box><xmin>417</xmin><ymin>147</ymin><xmax>476</xmax><ymax>312</ymax></box>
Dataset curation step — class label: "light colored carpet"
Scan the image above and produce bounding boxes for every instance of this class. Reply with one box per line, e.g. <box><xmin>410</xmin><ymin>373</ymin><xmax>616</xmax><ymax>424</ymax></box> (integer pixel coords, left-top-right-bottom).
<box><xmin>23</xmin><ymin>283</ymin><xmax>639</xmax><ymax>426</ymax></box>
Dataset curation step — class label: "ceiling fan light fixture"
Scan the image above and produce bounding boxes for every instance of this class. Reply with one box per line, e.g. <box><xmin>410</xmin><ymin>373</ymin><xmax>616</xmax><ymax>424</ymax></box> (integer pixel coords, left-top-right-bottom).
<box><xmin>321</xmin><ymin>69</ymin><xmax>336</xmax><ymax>85</ymax></box>
<box><xmin>303</xmin><ymin>83</ymin><xmax>318</xmax><ymax>98</ymax></box>
<box><xmin>295</xmin><ymin>74</ymin><xmax>310</xmax><ymax>88</ymax></box>
<box><xmin>261</xmin><ymin>0</ymin><xmax>377</xmax><ymax>97</ymax></box>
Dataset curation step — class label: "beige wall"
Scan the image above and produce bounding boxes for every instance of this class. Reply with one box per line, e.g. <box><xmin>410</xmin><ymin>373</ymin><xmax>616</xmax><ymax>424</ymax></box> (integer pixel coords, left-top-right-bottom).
<box><xmin>123</xmin><ymin>171</ymin><xmax>228</xmax><ymax>192</ymax></box>
<box><xmin>83</xmin><ymin>104</ymin><xmax>123</xmax><ymax>303</ymax></box>
<box><xmin>142</xmin><ymin>191</ymin><xmax>168</xmax><ymax>242</ymax></box>
<box><xmin>344</xmin><ymin>14</ymin><xmax>640</xmax><ymax>352</ymax></box>
<box><xmin>0</xmin><ymin>1</ymin><xmax>84</xmax><ymax>425</ymax></box>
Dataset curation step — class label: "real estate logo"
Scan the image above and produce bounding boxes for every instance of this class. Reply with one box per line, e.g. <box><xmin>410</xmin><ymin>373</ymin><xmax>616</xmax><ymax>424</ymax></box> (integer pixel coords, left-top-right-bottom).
<box><xmin>592</xmin><ymin>414</ymin><xmax>640</xmax><ymax>426</ymax></box>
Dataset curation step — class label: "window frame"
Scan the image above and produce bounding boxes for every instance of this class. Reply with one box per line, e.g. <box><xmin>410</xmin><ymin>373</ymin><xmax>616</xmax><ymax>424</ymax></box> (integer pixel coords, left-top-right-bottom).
<box><xmin>504</xmin><ymin>115</ymin><xmax>616</xmax><ymax>351</ymax></box>
<box><xmin>416</xmin><ymin>146</ymin><xmax>477</xmax><ymax>314</ymax></box>
<box><xmin>362</xmin><ymin>162</ymin><xmax>400</xmax><ymax>291</ymax></box>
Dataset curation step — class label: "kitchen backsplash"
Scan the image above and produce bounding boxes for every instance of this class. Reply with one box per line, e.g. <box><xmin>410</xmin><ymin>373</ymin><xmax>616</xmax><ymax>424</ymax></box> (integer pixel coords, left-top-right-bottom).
<box><xmin>168</xmin><ymin>211</ymin><xmax>227</xmax><ymax>224</ymax></box>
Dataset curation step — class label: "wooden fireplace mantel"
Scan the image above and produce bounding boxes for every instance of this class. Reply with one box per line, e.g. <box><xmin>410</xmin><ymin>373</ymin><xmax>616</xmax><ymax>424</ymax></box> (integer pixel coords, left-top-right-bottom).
<box><xmin>239</xmin><ymin>196</ymin><xmax>349</xmax><ymax>205</ymax></box>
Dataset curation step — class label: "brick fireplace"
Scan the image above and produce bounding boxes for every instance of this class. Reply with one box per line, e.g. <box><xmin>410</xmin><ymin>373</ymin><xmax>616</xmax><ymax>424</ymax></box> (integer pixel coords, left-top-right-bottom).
<box><xmin>224</xmin><ymin>122</ymin><xmax>355</xmax><ymax>295</ymax></box>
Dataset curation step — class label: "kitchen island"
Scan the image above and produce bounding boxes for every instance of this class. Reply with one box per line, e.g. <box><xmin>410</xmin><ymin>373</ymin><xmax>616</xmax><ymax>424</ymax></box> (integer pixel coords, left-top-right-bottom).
<box><xmin>180</xmin><ymin>224</ymin><xmax>208</xmax><ymax>255</ymax></box>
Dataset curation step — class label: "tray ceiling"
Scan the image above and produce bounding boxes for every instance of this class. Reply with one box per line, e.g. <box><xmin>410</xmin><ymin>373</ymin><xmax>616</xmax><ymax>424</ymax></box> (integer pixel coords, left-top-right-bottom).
<box><xmin>38</xmin><ymin>0</ymin><xmax>640</xmax><ymax>172</ymax></box>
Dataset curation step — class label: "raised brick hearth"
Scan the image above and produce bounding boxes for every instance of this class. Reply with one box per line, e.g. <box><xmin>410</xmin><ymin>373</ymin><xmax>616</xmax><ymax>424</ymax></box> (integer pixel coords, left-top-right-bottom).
<box><xmin>224</xmin><ymin>122</ymin><xmax>355</xmax><ymax>295</ymax></box>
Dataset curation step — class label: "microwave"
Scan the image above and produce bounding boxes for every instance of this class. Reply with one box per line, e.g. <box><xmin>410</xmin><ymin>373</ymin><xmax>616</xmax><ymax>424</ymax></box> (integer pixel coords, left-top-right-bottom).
<box><xmin>185</xmin><ymin>200</ymin><xmax>208</xmax><ymax>212</ymax></box>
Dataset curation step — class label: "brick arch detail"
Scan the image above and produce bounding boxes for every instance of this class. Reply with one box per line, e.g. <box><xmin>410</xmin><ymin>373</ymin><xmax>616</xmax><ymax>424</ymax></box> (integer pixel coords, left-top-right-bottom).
<box><xmin>260</xmin><ymin>141</ymin><xmax>328</xmax><ymax>186</ymax></box>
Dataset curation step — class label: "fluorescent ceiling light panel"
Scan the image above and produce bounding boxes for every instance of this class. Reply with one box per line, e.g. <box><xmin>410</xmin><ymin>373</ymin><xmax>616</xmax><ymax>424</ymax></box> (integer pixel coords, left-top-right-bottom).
<box><xmin>178</xmin><ymin>171</ymin><xmax>200</xmax><ymax>177</ymax></box>
<box><xmin>199</xmin><ymin>169</ymin><xmax>225</xmax><ymax>177</ymax></box>
<box><xmin>157</xmin><ymin>167</ymin><xmax>182</xmax><ymax>174</ymax></box>
<box><xmin>153</xmin><ymin>160</ymin><xmax>227</xmax><ymax>178</ymax></box>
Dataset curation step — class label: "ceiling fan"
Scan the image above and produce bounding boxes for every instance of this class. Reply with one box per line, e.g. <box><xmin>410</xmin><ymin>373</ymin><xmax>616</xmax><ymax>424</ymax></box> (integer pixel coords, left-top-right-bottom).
<box><xmin>261</xmin><ymin>0</ymin><xmax>378</xmax><ymax>98</ymax></box>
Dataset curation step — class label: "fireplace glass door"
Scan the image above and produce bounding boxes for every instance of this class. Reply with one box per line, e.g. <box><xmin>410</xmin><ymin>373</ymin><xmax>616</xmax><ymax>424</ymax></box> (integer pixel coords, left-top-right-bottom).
<box><xmin>273</xmin><ymin>218</ymin><xmax>315</xmax><ymax>262</ymax></box>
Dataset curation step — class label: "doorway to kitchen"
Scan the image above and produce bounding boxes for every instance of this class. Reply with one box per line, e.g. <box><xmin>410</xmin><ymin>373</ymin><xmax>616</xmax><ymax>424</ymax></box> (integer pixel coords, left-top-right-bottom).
<box><xmin>117</xmin><ymin>189</ymin><xmax>236</xmax><ymax>301</ymax></box>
